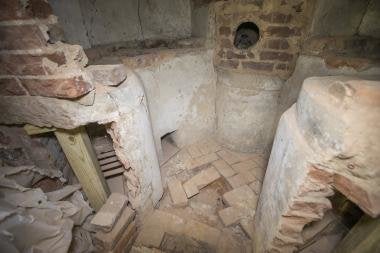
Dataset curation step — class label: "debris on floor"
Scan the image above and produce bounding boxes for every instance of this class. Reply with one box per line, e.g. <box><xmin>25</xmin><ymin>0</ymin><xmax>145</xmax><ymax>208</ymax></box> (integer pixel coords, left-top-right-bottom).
<box><xmin>138</xmin><ymin>138</ymin><xmax>267</xmax><ymax>252</ymax></box>
<box><xmin>0</xmin><ymin>165</ymin><xmax>94</xmax><ymax>253</ymax></box>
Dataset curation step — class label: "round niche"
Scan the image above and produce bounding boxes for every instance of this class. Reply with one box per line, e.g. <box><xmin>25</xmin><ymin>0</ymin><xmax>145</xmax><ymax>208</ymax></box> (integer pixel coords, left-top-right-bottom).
<box><xmin>233</xmin><ymin>22</ymin><xmax>260</xmax><ymax>49</ymax></box>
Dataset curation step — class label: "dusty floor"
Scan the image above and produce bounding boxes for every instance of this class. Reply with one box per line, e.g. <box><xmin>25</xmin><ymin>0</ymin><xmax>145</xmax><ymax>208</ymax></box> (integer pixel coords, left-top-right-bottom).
<box><xmin>132</xmin><ymin>138</ymin><xmax>268</xmax><ymax>252</ymax></box>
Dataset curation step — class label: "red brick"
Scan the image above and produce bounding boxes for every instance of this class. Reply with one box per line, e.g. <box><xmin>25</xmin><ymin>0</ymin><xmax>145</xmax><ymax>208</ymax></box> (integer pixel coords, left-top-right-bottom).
<box><xmin>0</xmin><ymin>77</ymin><xmax>27</xmax><ymax>96</ymax></box>
<box><xmin>242</xmin><ymin>61</ymin><xmax>274</xmax><ymax>71</ymax></box>
<box><xmin>265</xmin><ymin>39</ymin><xmax>290</xmax><ymax>50</ymax></box>
<box><xmin>28</xmin><ymin>0</ymin><xmax>53</xmax><ymax>19</ymax></box>
<box><xmin>0</xmin><ymin>52</ymin><xmax>66</xmax><ymax>75</ymax></box>
<box><xmin>266</xmin><ymin>26</ymin><xmax>301</xmax><ymax>37</ymax></box>
<box><xmin>260</xmin><ymin>12</ymin><xmax>292</xmax><ymax>23</ymax></box>
<box><xmin>0</xmin><ymin>25</ymin><xmax>47</xmax><ymax>50</ymax></box>
<box><xmin>247</xmin><ymin>52</ymin><xmax>255</xmax><ymax>58</ymax></box>
<box><xmin>226</xmin><ymin>50</ymin><xmax>246</xmax><ymax>59</ymax></box>
<box><xmin>219</xmin><ymin>60</ymin><xmax>239</xmax><ymax>69</ymax></box>
<box><xmin>220</xmin><ymin>38</ymin><xmax>233</xmax><ymax>48</ymax></box>
<box><xmin>0</xmin><ymin>0</ymin><xmax>52</xmax><ymax>21</ymax></box>
<box><xmin>276</xmin><ymin>63</ymin><xmax>289</xmax><ymax>70</ymax></box>
<box><xmin>219</xmin><ymin>26</ymin><xmax>231</xmax><ymax>36</ymax></box>
<box><xmin>21</xmin><ymin>75</ymin><xmax>93</xmax><ymax>98</ymax></box>
<box><xmin>260</xmin><ymin>51</ymin><xmax>293</xmax><ymax>62</ymax></box>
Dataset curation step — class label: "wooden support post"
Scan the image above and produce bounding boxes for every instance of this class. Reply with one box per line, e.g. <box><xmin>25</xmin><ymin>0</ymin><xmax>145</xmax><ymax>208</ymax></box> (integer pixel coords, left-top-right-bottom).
<box><xmin>334</xmin><ymin>215</ymin><xmax>380</xmax><ymax>253</ymax></box>
<box><xmin>55</xmin><ymin>127</ymin><xmax>110</xmax><ymax>210</ymax></box>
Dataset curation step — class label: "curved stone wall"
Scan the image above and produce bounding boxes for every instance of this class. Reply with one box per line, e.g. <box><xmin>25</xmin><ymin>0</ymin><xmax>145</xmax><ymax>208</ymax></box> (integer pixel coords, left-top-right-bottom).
<box><xmin>216</xmin><ymin>69</ymin><xmax>282</xmax><ymax>153</ymax></box>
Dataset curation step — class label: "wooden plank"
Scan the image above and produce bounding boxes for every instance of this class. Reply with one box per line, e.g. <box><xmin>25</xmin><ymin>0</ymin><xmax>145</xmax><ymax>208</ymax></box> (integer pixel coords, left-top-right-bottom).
<box><xmin>24</xmin><ymin>124</ymin><xmax>56</xmax><ymax>135</ymax></box>
<box><xmin>104</xmin><ymin>167</ymin><xmax>124</xmax><ymax>178</ymax></box>
<box><xmin>334</xmin><ymin>215</ymin><xmax>380</xmax><ymax>253</ymax></box>
<box><xmin>101</xmin><ymin>161</ymin><xmax>123</xmax><ymax>171</ymax></box>
<box><xmin>97</xmin><ymin>150</ymin><xmax>116</xmax><ymax>159</ymax></box>
<box><xmin>55</xmin><ymin>127</ymin><xmax>110</xmax><ymax>210</ymax></box>
<box><xmin>99</xmin><ymin>156</ymin><xmax>119</xmax><ymax>166</ymax></box>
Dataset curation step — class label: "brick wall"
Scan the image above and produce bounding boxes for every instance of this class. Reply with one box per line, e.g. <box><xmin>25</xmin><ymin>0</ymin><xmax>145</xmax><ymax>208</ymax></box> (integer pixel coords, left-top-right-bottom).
<box><xmin>0</xmin><ymin>0</ymin><xmax>92</xmax><ymax>98</ymax></box>
<box><xmin>214</xmin><ymin>0</ymin><xmax>312</xmax><ymax>79</ymax></box>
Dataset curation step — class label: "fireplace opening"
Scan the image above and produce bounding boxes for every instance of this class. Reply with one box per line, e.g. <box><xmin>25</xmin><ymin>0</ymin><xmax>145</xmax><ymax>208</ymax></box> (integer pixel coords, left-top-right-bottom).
<box><xmin>160</xmin><ymin>131</ymin><xmax>179</xmax><ymax>165</ymax></box>
<box><xmin>234</xmin><ymin>21</ymin><xmax>260</xmax><ymax>49</ymax></box>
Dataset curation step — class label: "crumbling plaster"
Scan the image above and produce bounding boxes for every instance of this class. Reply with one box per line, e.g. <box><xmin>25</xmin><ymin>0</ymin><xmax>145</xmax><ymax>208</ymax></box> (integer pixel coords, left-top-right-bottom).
<box><xmin>0</xmin><ymin>48</ymin><xmax>218</xmax><ymax>208</ymax></box>
<box><xmin>255</xmin><ymin>76</ymin><xmax>380</xmax><ymax>253</ymax></box>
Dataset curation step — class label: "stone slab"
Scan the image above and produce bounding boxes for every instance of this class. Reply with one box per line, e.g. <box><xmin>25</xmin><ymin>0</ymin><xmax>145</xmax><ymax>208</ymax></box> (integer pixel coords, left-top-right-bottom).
<box><xmin>188</xmin><ymin>153</ymin><xmax>219</xmax><ymax>170</ymax></box>
<box><xmin>223</xmin><ymin>185</ymin><xmax>258</xmax><ymax>213</ymax></box>
<box><xmin>86</xmin><ymin>64</ymin><xmax>127</xmax><ymax>86</ymax></box>
<box><xmin>183</xmin><ymin>166</ymin><xmax>221</xmax><ymax>198</ymax></box>
<box><xmin>240</xmin><ymin>218</ymin><xmax>254</xmax><ymax>240</ymax></box>
<box><xmin>167</xmin><ymin>178</ymin><xmax>188</xmax><ymax>207</ymax></box>
<box><xmin>94</xmin><ymin>206</ymin><xmax>135</xmax><ymax>250</ymax></box>
<box><xmin>91</xmin><ymin>193</ymin><xmax>128</xmax><ymax>231</ymax></box>
<box><xmin>218</xmin><ymin>206</ymin><xmax>246</xmax><ymax>226</ymax></box>
<box><xmin>184</xmin><ymin>219</ymin><xmax>221</xmax><ymax>247</ymax></box>
<box><xmin>226</xmin><ymin>173</ymin><xmax>250</xmax><ymax>189</ymax></box>
<box><xmin>108</xmin><ymin>221</ymin><xmax>137</xmax><ymax>253</ymax></box>
<box><xmin>183</xmin><ymin>180</ymin><xmax>200</xmax><ymax>198</ymax></box>
<box><xmin>249</xmin><ymin>180</ymin><xmax>262</xmax><ymax>194</ymax></box>
<box><xmin>212</xmin><ymin>159</ymin><xmax>236</xmax><ymax>178</ymax></box>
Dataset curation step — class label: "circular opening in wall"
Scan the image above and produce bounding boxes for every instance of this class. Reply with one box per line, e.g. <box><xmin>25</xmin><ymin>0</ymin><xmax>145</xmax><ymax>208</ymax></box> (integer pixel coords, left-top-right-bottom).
<box><xmin>234</xmin><ymin>22</ymin><xmax>260</xmax><ymax>50</ymax></box>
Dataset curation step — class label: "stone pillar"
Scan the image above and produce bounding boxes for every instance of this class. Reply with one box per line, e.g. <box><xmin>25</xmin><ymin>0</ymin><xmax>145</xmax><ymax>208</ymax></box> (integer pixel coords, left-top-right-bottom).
<box><xmin>106</xmin><ymin>71</ymin><xmax>163</xmax><ymax>210</ymax></box>
<box><xmin>216</xmin><ymin>69</ymin><xmax>282</xmax><ymax>153</ymax></box>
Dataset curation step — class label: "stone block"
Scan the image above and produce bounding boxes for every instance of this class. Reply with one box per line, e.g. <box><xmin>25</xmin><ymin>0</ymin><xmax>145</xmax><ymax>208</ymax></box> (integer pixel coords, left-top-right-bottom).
<box><xmin>198</xmin><ymin>139</ymin><xmax>221</xmax><ymax>155</ymax></box>
<box><xmin>187</xmin><ymin>144</ymin><xmax>202</xmax><ymax>158</ymax></box>
<box><xmin>135</xmin><ymin>227</ymin><xmax>165</xmax><ymax>249</ymax></box>
<box><xmin>226</xmin><ymin>173</ymin><xmax>250</xmax><ymax>189</ymax></box>
<box><xmin>223</xmin><ymin>185</ymin><xmax>258</xmax><ymax>213</ymax></box>
<box><xmin>231</xmin><ymin>160</ymin><xmax>255</xmax><ymax>173</ymax></box>
<box><xmin>86</xmin><ymin>64</ymin><xmax>127</xmax><ymax>86</ymax></box>
<box><xmin>241</xmin><ymin>61</ymin><xmax>274</xmax><ymax>71</ymax></box>
<box><xmin>216</xmin><ymin>150</ymin><xmax>243</xmax><ymax>165</ymax></box>
<box><xmin>91</xmin><ymin>193</ymin><xmax>128</xmax><ymax>232</ymax></box>
<box><xmin>183</xmin><ymin>180</ymin><xmax>199</xmax><ymax>198</ymax></box>
<box><xmin>260</xmin><ymin>51</ymin><xmax>293</xmax><ymax>62</ymax></box>
<box><xmin>167</xmin><ymin>178</ymin><xmax>188</xmax><ymax>207</ymax></box>
<box><xmin>249</xmin><ymin>180</ymin><xmax>262</xmax><ymax>194</ymax></box>
<box><xmin>136</xmin><ymin>210</ymin><xmax>186</xmax><ymax>248</ymax></box>
<box><xmin>266</xmin><ymin>26</ymin><xmax>301</xmax><ymax>37</ymax></box>
<box><xmin>0</xmin><ymin>52</ymin><xmax>66</xmax><ymax>76</ymax></box>
<box><xmin>240</xmin><ymin>218</ymin><xmax>254</xmax><ymax>239</ymax></box>
<box><xmin>94</xmin><ymin>207</ymin><xmax>135</xmax><ymax>250</ymax></box>
<box><xmin>188</xmin><ymin>153</ymin><xmax>219</xmax><ymax>170</ymax></box>
<box><xmin>212</xmin><ymin>159</ymin><xmax>236</xmax><ymax>178</ymax></box>
<box><xmin>265</xmin><ymin>39</ymin><xmax>290</xmax><ymax>50</ymax></box>
<box><xmin>218</xmin><ymin>206</ymin><xmax>246</xmax><ymax>226</ymax></box>
<box><xmin>260</xmin><ymin>12</ymin><xmax>292</xmax><ymax>23</ymax></box>
<box><xmin>0</xmin><ymin>77</ymin><xmax>27</xmax><ymax>96</ymax></box>
<box><xmin>184</xmin><ymin>219</ymin><xmax>221</xmax><ymax>247</ymax></box>
<box><xmin>108</xmin><ymin>221</ymin><xmax>137</xmax><ymax>253</ymax></box>
<box><xmin>183</xmin><ymin>166</ymin><xmax>221</xmax><ymax>198</ymax></box>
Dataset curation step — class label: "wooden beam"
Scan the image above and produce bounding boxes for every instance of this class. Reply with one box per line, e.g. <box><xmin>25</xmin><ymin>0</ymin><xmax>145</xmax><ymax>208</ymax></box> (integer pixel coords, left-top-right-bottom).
<box><xmin>334</xmin><ymin>215</ymin><xmax>380</xmax><ymax>253</ymax></box>
<box><xmin>24</xmin><ymin>124</ymin><xmax>56</xmax><ymax>135</ymax></box>
<box><xmin>55</xmin><ymin>127</ymin><xmax>110</xmax><ymax>210</ymax></box>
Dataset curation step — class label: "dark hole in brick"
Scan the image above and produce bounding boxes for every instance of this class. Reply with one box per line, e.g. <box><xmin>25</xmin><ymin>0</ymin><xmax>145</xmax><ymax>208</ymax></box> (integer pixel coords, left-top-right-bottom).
<box><xmin>234</xmin><ymin>22</ymin><xmax>260</xmax><ymax>50</ymax></box>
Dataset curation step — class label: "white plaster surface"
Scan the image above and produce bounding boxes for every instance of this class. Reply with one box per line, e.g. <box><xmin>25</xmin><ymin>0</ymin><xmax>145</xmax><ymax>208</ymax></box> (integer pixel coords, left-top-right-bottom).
<box><xmin>216</xmin><ymin>69</ymin><xmax>283</xmax><ymax>153</ymax></box>
<box><xmin>134</xmin><ymin>49</ymin><xmax>216</xmax><ymax>156</ymax></box>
